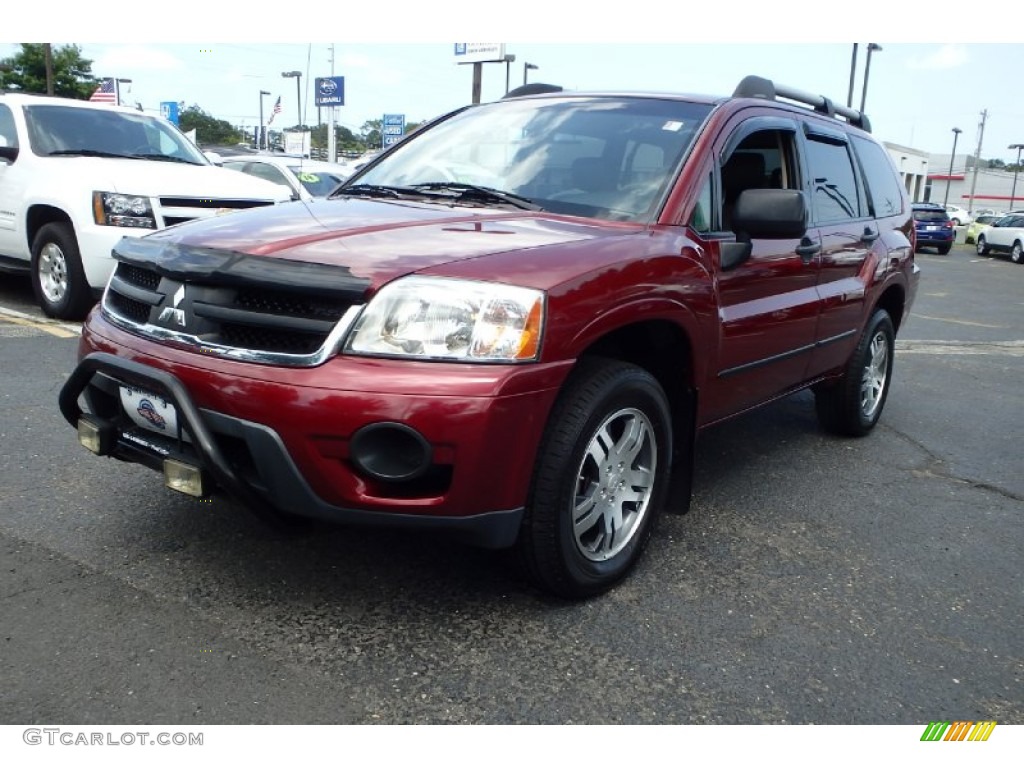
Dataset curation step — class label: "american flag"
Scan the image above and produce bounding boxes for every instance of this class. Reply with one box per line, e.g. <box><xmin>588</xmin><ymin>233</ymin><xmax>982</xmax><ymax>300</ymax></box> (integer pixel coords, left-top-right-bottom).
<box><xmin>89</xmin><ymin>78</ymin><xmax>117</xmax><ymax>104</ymax></box>
<box><xmin>267</xmin><ymin>96</ymin><xmax>281</xmax><ymax>125</ymax></box>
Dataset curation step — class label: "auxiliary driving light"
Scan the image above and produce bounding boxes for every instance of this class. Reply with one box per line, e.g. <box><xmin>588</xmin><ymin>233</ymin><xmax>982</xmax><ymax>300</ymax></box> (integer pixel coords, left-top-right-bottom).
<box><xmin>163</xmin><ymin>459</ymin><xmax>205</xmax><ymax>498</ymax></box>
<box><xmin>77</xmin><ymin>418</ymin><xmax>102</xmax><ymax>454</ymax></box>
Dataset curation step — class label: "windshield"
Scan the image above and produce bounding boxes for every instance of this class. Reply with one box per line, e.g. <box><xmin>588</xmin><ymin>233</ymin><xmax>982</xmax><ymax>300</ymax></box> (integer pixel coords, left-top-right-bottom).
<box><xmin>288</xmin><ymin>166</ymin><xmax>347</xmax><ymax>197</ymax></box>
<box><xmin>352</xmin><ymin>96</ymin><xmax>712</xmax><ymax>222</ymax></box>
<box><xmin>24</xmin><ymin>105</ymin><xmax>208</xmax><ymax>164</ymax></box>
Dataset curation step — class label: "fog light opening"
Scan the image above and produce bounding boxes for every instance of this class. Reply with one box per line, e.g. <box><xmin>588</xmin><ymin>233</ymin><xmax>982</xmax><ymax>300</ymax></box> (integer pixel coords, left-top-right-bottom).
<box><xmin>350</xmin><ymin>422</ymin><xmax>433</xmax><ymax>482</ymax></box>
<box><xmin>163</xmin><ymin>458</ymin><xmax>205</xmax><ymax>498</ymax></box>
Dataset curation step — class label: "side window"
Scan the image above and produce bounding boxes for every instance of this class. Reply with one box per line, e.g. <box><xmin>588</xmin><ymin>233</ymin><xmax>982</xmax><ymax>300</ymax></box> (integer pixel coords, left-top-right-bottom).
<box><xmin>721</xmin><ymin>128</ymin><xmax>799</xmax><ymax>231</ymax></box>
<box><xmin>850</xmin><ymin>135</ymin><xmax>904</xmax><ymax>217</ymax></box>
<box><xmin>689</xmin><ymin>173</ymin><xmax>712</xmax><ymax>233</ymax></box>
<box><xmin>804</xmin><ymin>135</ymin><xmax>862</xmax><ymax>224</ymax></box>
<box><xmin>0</xmin><ymin>104</ymin><xmax>18</xmax><ymax>155</ymax></box>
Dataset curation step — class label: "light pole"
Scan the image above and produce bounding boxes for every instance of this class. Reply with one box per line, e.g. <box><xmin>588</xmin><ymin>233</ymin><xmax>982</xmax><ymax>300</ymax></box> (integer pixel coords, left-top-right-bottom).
<box><xmin>523</xmin><ymin>62</ymin><xmax>538</xmax><ymax>86</ymax></box>
<box><xmin>859</xmin><ymin>43</ymin><xmax>882</xmax><ymax>114</ymax></box>
<box><xmin>504</xmin><ymin>53</ymin><xmax>516</xmax><ymax>94</ymax></box>
<box><xmin>258</xmin><ymin>90</ymin><xmax>270</xmax><ymax>150</ymax></box>
<box><xmin>282</xmin><ymin>71</ymin><xmax>302</xmax><ymax>127</ymax></box>
<box><xmin>944</xmin><ymin>128</ymin><xmax>962</xmax><ymax>207</ymax></box>
<box><xmin>846</xmin><ymin>43</ymin><xmax>858</xmax><ymax>108</ymax></box>
<box><xmin>1009</xmin><ymin>143</ymin><xmax>1024</xmax><ymax>212</ymax></box>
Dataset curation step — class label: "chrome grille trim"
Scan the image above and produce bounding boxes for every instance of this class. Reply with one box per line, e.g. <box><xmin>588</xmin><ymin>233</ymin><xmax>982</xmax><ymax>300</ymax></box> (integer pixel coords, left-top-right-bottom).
<box><xmin>102</xmin><ymin>296</ymin><xmax>364</xmax><ymax>368</ymax></box>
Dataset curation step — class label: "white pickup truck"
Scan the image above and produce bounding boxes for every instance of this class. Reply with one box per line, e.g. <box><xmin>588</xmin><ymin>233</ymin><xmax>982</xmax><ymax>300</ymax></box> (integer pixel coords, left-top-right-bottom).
<box><xmin>0</xmin><ymin>92</ymin><xmax>291</xmax><ymax>319</ymax></box>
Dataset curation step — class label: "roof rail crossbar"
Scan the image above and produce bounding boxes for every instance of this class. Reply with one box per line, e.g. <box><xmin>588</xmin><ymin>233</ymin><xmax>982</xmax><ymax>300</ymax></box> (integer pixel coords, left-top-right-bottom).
<box><xmin>732</xmin><ymin>75</ymin><xmax>872</xmax><ymax>133</ymax></box>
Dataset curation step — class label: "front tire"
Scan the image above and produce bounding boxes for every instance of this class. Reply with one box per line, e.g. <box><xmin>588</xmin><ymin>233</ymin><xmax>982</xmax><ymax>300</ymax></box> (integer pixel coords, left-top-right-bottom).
<box><xmin>815</xmin><ymin>309</ymin><xmax>896</xmax><ymax>437</ymax></box>
<box><xmin>30</xmin><ymin>222</ymin><xmax>94</xmax><ymax>320</ymax></box>
<box><xmin>977</xmin><ymin>236</ymin><xmax>990</xmax><ymax>256</ymax></box>
<box><xmin>517</xmin><ymin>358</ymin><xmax>673</xmax><ymax>599</ymax></box>
<box><xmin>1011</xmin><ymin>241</ymin><xmax>1023</xmax><ymax>264</ymax></box>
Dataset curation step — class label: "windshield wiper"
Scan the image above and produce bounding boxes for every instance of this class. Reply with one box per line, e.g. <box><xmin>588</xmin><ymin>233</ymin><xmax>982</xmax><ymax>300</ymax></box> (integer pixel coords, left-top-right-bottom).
<box><xmin>330</xmin><ymin>183</ymin><xmax>411</xmax><ymax>200</ymax></box>
<box><xmin>128</xmin><ymin>153</ymin><xmax>201</xmax><ymax>165</ymax></box>
<box><xmin>408</xmin><ymin>182</ymin><xmax>542</xmax><ymax>211</ymax></box>
<box><xmin>47</xmin><ymin>149</ymin><xmax>136</xmax><ymax>159</ymax></box>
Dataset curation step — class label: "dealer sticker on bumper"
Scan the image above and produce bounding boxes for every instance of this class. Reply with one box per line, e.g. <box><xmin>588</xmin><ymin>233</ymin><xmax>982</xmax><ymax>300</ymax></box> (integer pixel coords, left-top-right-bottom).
<box><xmin>119</xmin><ymin>385</ymin><xmax>180</xmax><ymax>438</ymax></box>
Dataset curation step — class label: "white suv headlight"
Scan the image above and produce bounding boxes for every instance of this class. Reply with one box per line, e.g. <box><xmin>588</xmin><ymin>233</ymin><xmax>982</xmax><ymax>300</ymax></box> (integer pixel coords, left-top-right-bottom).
<box><xmin>92</xmin><ymin>191</ymin><xmax>156</xmax><ymax>229</ymax></box>
<box><xmin>345</xmin><ymin>277</ymin><xmax>545</xmax><ymax>362</ymax></box>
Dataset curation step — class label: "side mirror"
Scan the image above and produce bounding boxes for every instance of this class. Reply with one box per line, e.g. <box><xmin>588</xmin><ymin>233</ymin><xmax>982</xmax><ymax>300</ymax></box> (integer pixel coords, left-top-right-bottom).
<box><xmin>203</xmin><ymin>151</ymin><xmax>224</xmax><ymax>166</ymax></box>
<box><xmin>0</xmin><ymin>143</ymin><xmax>17</xmax><ymax>163</ymax></box>
<box><xmin>720</xmin><ymin>189</ymin><xmax>808</xmax><ymax>271</ymax></box>
<box><xmin>733</xmin><ymin>188</ymin><xmax>808</xmax><ymax>239</ymax></box>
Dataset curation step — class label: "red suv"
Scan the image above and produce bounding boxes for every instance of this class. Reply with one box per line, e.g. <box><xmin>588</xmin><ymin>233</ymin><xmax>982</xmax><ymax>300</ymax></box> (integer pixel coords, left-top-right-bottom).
<box><xmin>60</xmin><ymin>76</ymin><xmax>920</xmax><ymax>598</ymax></box>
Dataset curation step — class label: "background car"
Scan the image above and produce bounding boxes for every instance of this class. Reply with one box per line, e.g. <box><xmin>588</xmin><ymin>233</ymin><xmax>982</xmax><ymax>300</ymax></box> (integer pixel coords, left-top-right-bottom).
<box><xmin>964</xmin><ymin>213</ymin><xmax>1005</xmax><ymax>244</ymax></box>
<box><xmin>221</xmin><ymin>155</ymin><xmax>352</xmax><ymax>201</ymax></box>
<box><xmin>975</xmin><ymin>214</ymin><xmax>1024</xmax><ymax>263</ymax></box>
<box><xmin>912</xmin><ymin>203</ymin><xmax>955</xmax><ymax>254</ymax></box>
<box><xmin>943</xmin><ymin>205</ymin><xmax>973</xmax><ymax>226</ymax></box>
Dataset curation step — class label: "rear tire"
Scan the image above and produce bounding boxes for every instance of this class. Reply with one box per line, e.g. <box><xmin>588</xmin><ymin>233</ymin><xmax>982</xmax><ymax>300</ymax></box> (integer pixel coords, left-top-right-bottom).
<box><xmin>937</xmin><ymin>243</ymin><xmax>952</xmax><ymax>255</ymax></box>
<box><xmin>815</xmin><ymin>309</ymin><xmax>895</xmax><ymax>437</ymax></box>
<box><xmin>30</xmin><ymin>222</ymin><xmax>94</xmax><ymax>320</ymax></box>
<box><xmin>1011</xmin><ymin>241</ymin><xmax>1023</xmax><ymax>264</ymax></box>
<box><xmin>516</xmin><ymin>358</ymin><xmax>673</xmax><ymax>599</ymax></box>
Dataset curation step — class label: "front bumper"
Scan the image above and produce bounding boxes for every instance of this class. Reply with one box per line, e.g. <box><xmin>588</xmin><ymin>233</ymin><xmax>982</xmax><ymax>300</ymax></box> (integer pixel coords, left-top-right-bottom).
<box><xmin>60</xmin><ymin>315</ymin><xmax>571</xmax><ymax>548</ymax></box>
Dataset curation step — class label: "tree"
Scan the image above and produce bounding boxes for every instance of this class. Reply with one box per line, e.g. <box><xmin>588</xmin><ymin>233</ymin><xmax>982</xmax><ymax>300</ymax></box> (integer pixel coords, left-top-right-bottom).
<box><xmin>359</xmin><ymin>119</ymin><xmax>382</xmax><ymax>150</ymax></box>
<box><xmin>179</xmin><ymin>105</ymin><xmax>241</xmax><ymax>146</ymax></box>
<box><xmin>0</xmin><ymin>43</ymin><xmax>99</xmax><ymax>100</ymax></box>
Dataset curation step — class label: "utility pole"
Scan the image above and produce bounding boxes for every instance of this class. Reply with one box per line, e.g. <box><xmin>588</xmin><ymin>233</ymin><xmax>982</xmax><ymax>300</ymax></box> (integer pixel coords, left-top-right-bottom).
<box><xmin>967</xmin><ymin>110</ymin><xmax>987</xmax><ymax>216</ymax></box>
<box><xmin>328</xmin><ymin>44</ymin><xmax>337</xmax><ymax>163</ymax></box>
<box><xmin>43</xmin><ymin>43</ymin><xmax>54</xmax><ymax>95</ymax></box>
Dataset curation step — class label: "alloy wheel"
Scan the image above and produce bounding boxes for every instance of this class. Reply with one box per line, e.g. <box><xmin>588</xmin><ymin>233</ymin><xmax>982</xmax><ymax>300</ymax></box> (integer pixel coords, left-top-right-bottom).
<box><xmin>860</xmin><ymin>330</ymin><xmax>889</xmax><ymax>420</ymax></box>
<box><xmin>38</xmin><ymin>242</ymin><xmax>69</xmax><ymax>303</ymax></box>
<box><xmin>571</xmin><ymin>407</ymin><xmax>657</xmax><ymax>562</ymax></box>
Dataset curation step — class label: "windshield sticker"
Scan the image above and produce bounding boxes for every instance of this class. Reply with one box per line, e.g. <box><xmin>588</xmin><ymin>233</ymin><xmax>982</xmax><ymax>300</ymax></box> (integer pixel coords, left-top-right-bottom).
<box><xmin>662</xmin><ymin>121</ymin><xmax>685</xmax><ymax>132</ymax></box>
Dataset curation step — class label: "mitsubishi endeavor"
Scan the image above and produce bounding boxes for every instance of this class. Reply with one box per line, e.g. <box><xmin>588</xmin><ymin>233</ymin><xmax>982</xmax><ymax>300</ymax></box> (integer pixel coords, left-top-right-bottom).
<box><xmin>60</xmin><ymin>76</ymin><xmax>920</xmax><ymax>598</ymax></box>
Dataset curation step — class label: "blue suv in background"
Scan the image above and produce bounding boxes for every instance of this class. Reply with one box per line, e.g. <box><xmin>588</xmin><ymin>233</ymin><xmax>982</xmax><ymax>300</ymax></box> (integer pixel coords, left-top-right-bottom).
<box><xmin>912</xmin><ymin>203</ymin><xmax>955</xmax><ymax>254</ymax></box>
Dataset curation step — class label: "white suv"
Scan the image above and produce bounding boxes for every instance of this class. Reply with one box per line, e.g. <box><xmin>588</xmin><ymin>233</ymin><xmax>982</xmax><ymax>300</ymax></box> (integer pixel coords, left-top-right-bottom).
<box><xmin>0</xmin><ymin>93</ymin><xmax>291</xmax><ymax>319</ymax></box>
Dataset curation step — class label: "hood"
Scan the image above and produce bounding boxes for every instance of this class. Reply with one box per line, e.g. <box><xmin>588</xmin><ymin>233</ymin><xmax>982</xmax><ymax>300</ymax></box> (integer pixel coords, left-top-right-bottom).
<box><xmin>141</xmin><ymin>197</ymin><xmax>641</xmax><ymax>287</ymax></box>
<box><xmin>40</xmin><ymin>156</ymin><xmax>291</xmax><ymax>201</ymax></box>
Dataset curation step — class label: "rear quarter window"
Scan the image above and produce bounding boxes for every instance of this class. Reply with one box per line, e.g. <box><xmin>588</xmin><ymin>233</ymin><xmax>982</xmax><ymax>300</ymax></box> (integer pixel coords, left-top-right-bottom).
<box><xmin>850</xmin><ymin>135</ymin><xmax>904</xmax><ymax>217</ymax></box>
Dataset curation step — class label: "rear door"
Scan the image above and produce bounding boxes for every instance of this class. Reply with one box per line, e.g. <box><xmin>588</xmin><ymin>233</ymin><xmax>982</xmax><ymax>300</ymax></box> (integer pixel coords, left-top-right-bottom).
<box><xmin>801</xmin><ymin>125</ymin><xmax>875</xmax><ymax>378</ymax></box>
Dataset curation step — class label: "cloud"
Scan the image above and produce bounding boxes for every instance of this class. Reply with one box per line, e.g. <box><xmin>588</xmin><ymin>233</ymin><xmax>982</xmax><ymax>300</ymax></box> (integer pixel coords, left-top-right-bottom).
<box><xmin>909</xmin><ymin>45</ymin><xmax>969</xmax><ymax>71</ymax></box>
<box><xmin>92</xmin><ymin>45</ymin><xmax>186</xmax><ymax>74</ymax></box>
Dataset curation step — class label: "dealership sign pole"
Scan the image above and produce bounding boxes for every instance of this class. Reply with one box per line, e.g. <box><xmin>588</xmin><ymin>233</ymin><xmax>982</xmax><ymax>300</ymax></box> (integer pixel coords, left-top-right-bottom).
<box><xmin>454</xmin><ymin>44</ymin><xmax>506</xmax><ymax>105</ymax></box>
<box><xmin>315</xmin><ymin>75</ymin><xmax>345</xmax><ymax>162</ymax></box>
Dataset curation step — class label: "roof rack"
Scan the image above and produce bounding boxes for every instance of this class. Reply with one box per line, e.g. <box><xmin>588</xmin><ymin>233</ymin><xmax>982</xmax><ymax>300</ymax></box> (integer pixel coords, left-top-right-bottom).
<box><xmin>732</xmin><ymin>75</ymin><xmax>872</xmax><ymax>133</ymax></box>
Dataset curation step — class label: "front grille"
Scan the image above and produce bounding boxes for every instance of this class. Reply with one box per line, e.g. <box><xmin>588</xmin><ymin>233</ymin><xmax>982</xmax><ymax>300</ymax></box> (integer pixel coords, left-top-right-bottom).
<box><xmin>108</xmin><ymin>291</ymin><xmax>151</xmax><ymax>324</ymax></box>
<box><xmin>163</xmin><ymin>216</ymin><xmax>195</xmax><ymax>227</ymax></box>
<box><xmin>220</xmin><ymin>323</ymin><xmax>325</xmax><ymax>355</ymax></box>
<box><xmin>103</xmin><ymin>254</ymin><xmax>366</xmax><ymax>365</ymax></box>
<box><xmin>120</xmin><ymin>264</ymin><xmax>162</xmax><ymax>291</ymax></box>
<box><xmin>158</xmin><ymin>197</ymin><xmax>274</xmax><ymax>210</ymax></box>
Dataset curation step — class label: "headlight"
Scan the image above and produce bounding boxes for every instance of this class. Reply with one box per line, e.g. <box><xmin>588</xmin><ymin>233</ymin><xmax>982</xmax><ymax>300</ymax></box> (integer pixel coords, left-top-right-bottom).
<box><xmin>345</xmin><ymin>277</ymin><xmax>545</xmax><ymax>362</ymax></box>
<box><xmin>92</xmin><ymin>191</ymin><xmax>156</xmax><ymax>228</ymax></box>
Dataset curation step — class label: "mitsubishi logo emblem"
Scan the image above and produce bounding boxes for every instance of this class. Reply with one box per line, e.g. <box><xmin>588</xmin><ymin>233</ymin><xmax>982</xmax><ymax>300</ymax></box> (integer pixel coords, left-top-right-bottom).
<box><xmin>157</xmin><ymin>284</ymin><xmax>187</xmax><ymax>328</ymax></box>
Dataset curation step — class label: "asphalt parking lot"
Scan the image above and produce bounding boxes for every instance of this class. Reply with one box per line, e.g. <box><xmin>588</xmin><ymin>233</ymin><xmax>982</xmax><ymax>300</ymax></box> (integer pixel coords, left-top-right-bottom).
<box><xmin>0</xmin><ymin>243</ymin><xmax>1021</xmax><ymax>726</ymax></box>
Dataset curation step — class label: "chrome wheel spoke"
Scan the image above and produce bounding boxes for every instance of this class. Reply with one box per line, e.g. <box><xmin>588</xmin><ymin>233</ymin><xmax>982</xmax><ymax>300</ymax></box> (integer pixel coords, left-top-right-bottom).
<box><xmin>571</xmin><ymin>407</ymin><xmax>658</xmax><ymax>562</ymax></box>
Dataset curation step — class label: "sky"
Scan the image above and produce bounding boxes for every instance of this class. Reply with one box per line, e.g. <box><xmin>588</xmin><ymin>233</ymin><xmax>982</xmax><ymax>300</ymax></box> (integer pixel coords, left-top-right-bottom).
<box><xmin>3</xmin><ymin>3</ymin><xmax>1023</xmax><ymax>162</ymax></box>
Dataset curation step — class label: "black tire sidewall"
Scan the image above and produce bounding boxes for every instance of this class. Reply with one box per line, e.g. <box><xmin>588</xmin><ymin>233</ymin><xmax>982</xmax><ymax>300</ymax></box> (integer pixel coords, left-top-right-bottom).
<box><xmin>523</xmin><ymin>361</ymin><xmax>673</xmax><ymax>598</ymax></box>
